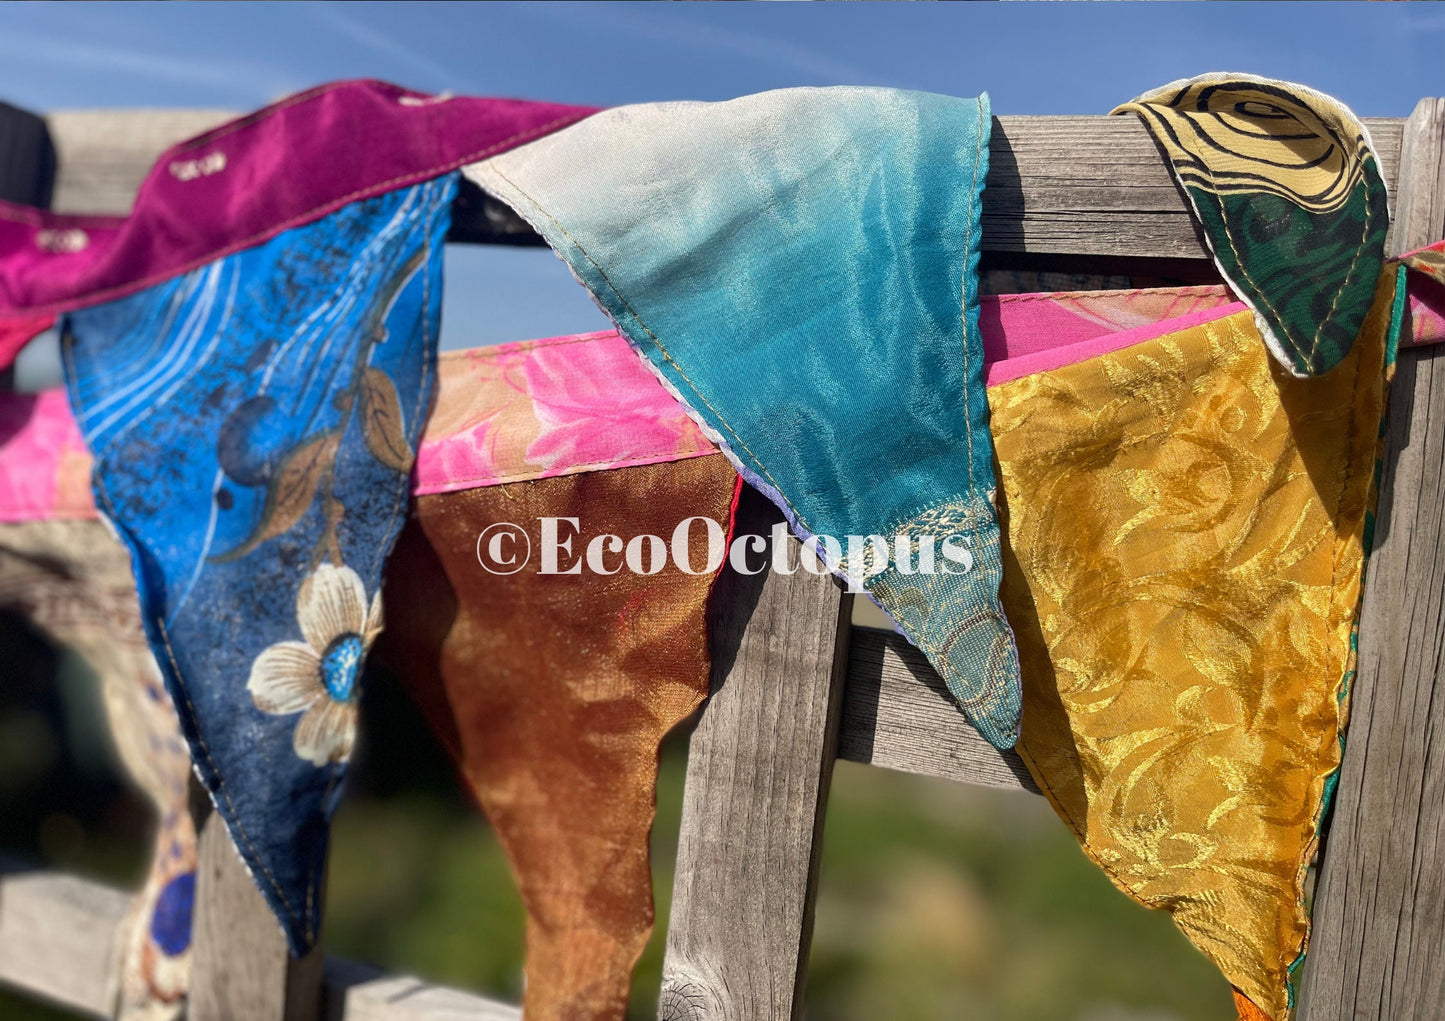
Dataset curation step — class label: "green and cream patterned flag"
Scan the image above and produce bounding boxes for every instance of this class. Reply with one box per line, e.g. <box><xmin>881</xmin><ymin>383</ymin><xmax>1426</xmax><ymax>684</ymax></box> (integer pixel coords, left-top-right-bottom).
<box><xmin>1116</xmin><ymin>73</ymin><xmax>1389</xmax><ymax>377</ymax></box>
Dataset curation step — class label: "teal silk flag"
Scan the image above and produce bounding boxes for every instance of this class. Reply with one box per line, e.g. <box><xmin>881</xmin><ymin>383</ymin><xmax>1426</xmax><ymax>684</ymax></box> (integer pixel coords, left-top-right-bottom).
<box><xmin>466</xmin><ymin>87</ymin><xmax>1022</xmax><ymax>747</ymax></box>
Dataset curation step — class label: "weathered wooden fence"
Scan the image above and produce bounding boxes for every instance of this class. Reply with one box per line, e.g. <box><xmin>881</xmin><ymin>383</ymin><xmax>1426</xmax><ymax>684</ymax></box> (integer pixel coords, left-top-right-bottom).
<box><xmin>0</xmin><ymin>97</ymin><xmax>1441</xmax><ymax>1020</ymax></box>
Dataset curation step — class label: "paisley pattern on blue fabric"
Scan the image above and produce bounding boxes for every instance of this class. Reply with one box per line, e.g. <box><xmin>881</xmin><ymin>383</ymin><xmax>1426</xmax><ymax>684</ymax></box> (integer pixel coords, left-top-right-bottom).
<box><xmin>63</xmin><ymin>175</ymin><xmax>456</xmax><ymax>952</ymax></box>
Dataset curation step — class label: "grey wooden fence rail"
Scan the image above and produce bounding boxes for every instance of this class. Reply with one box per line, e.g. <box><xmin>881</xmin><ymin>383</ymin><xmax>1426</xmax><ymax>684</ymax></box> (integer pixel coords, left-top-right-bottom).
<box><xmin>0</xmin><ymin>98</ymin><xmax>1440</xmax><ymax>1021</ymax></box>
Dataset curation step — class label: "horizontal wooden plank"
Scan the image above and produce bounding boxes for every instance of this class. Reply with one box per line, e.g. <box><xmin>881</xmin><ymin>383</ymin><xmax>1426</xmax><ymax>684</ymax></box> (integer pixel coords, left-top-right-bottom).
<box><xmin>987</xmin><ymin>115</ymin><xmax>1402</xmax><ymax>258</ymax></box>
<box><xmin>39</xmin><ymin>109</ymin><xmax>1403</xmax><ymax>260</ymax></box>
<box><xmin>839</xmin><ymin>627</ymin><xmax>1039</xmax><ymax>794</ymax></box>
<box><xmin>325</xmin><ymin>960</ymin><xmax>519</xmax><ymax>1021</ymax></box>
<box><xmin>44</xmin><ymin>109</ymin><xmax>234</xmax><ymax>216</ymax></box>
<box><xmin>0</xmin><ymin>864</ymin><xmax>518</xmax><ymax>1021</ymax></box>
<box><xmin>0</xmin><ymin>866</ymin><xmax>129</xmax><ymax>1016</ymax></box>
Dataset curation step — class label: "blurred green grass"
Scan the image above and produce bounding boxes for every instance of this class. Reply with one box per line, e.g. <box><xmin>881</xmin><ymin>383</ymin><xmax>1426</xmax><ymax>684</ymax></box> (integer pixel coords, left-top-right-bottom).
<box><xmin>1</xmin><ymin>639</ymin><xmax>1231</xmax><ymax>1020</ymax></box>
<box><xmin>321</xmin><ymin>731</ymin><xmax>1230</xmax><ymax>1021</ymax></box>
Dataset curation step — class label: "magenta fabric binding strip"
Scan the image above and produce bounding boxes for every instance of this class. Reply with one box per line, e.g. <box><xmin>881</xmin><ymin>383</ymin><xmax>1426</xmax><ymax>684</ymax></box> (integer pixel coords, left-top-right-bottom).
<box><xmin>984</xmin><ymin>301</ymin><xmax>1247</xmax><ymax>386</ymax></box>
<box><xmin>414</xmin><ymin>330</ymin><xmax>718</xmax><ymax>497</ymax></box>
<box><xmin>0</xmin><ymin>81</ymin><xmax>596</xmax><ymax>317</ymax></box>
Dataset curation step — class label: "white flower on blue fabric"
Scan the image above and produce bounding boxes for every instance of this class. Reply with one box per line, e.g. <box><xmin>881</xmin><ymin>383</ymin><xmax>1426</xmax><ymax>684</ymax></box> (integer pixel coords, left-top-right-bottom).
<box><xmin>246</xmin><ymin>563</ymin><xmax>382</xmax><ymax>766</ymax></box>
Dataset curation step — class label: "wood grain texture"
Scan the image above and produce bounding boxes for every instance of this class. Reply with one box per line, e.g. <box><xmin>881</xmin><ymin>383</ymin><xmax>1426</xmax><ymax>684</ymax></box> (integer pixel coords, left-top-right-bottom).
<box><xmin>323</xmin><ymin>960</ymin><xmax>520</xmax><ymax>1021</ymax></box>
<box><xmin>1299</xmin><ymin>97</ymin><xmax>1445</xmax><ymax>1021</ymax></box>
<box><xmin>190</xmin><ymin>801</ymin><xmax>324</xmax><ymax>1021</ymax></box>
<box><xmin>44</xmin><ymin>109</ymin><xmax>234</xmax><ymax>214</ymax></box>
<box><xmin>1391</xmin><ymin>99</ymin><xmax>1445</xmax><ymax>257</ymax></box>
<box><xmin>40</xmin><ymin>110</ymin><xmax>1402</xmax><ymax>259</ymax></box>
<box><xmin>658</xmin><ymin>487</ymin><xmax>852</xmax><ymax>1021</ymax></box>
<box><xmin>0</xmin><ymin>865</ymin><xmax>518</xmax><ymax>1020</ymax></box>
<box><xmin>840</xmin><ymin>628</ymin><xmax>1038</xmax><ymax>793</ymax></box>
<box><xmin>988</xmin><ymin>116</ymin><xmax>1402</xmax><ymax>258</ymax></box>
<box><xmin>0</xmin><ymin>864</ymin><xmax>128</xmax><ymax>1017</ymax></box>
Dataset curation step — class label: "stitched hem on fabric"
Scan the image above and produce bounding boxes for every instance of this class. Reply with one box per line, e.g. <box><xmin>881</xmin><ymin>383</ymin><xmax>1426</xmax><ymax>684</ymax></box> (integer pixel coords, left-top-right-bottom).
<box><xmin>464</xmin><ymin>93</ymin><xmax>999</xmax><ymax>569</ymax></box>
<box><xmin>412</xmin><ymin>446</ymin><xmax>719</xmax><ymax>495</ymax></box>
<box><xmin>1012</xmin><ymin>269</ymin><xmax>1399</xmax><ymax>1019</ymax></box>
<box><xmin>1</xmin><ymin>104</ymin><xmax>592</xmax><ymax>320</ymax></box>
<box><xmin>56</xmin><ymin>190</ymin><xmax>456</xmax><ymax>953</ymax></box>
<box><xmin>1112</xmin><ymin>73</ymin><xmax>1389</xmax><ymax>378</ymax></box>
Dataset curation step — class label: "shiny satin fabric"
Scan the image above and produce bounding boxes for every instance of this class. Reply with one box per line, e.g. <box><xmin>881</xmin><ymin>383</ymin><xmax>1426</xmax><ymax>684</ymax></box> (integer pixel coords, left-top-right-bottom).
<box><xmin>416</xmin><ymin>331</ymin><xmax>717</xmax><ymax>495</ymax></box>
<box><xmin>1404</xmin><ymin>239</ymin><xmax>1445</xmax><ymax>286</ymax></box>
<box><xmin>995</xmin><ymin>267</ymin><xmax>1403</xmax><ymax>1021</ymax></box>
<box><xmin>12</xmin><ymin>253</ymin><xmax>1439</xmax><ymax>1013</ymax></box>
<box><xmin>61</xmin><ymin>176</ymin><xmax>455</xmax><ymax>953</ymax></box>
<box><xmin>1114</xmin><ymin>74</ymin><xmax>1389</xmax><ymax>377</ymax></box>
<box><xmin>0</xmin><ymin>387</ymin><xmax>94</xmax><ymax>521</ymax></box>
<box><xmin>466</xmin><ymin>87</ymin><xmax>1023</xmax><ymax>750</ymax></box>
<box><xmin>0</xmin><ymin>519</ymin><xmax>195</xmax><ymax>1020</ymax></box>
<box><xmin>1402</xmin><ymin>241</ymin><xmax>1445</xmax><ymax>338</ymax></box>
<box><xmin>10</xmin><ymin>273</ymin><xmax>1445</xmax><ymax>529</ymax></box>
<box><xmin>0</xmin><ymin>83</ymin><xmax>593</xmax><ymax>319</ymax></box>
<box><xmin>378</xmin><ymin>456</ymin><xmax>739</xmax><ymax>1021</ymax></box>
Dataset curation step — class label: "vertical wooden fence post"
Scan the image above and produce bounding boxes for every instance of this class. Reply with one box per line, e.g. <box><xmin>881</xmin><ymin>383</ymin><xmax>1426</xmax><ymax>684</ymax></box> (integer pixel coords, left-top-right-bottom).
<box><xmin>188</xmin><ymin>780</ymin><xmax>324</xmax><ymax>1021</ymax></box>
<box><xmin>1299</xmin><ymin>97</ymin><xmax>1445</xmax><ymax>1020</ymax></box>
<box><xmin>657</xmin><ymin>487</ymin><xmax>852</xmax><ymax>1021</ymax></box>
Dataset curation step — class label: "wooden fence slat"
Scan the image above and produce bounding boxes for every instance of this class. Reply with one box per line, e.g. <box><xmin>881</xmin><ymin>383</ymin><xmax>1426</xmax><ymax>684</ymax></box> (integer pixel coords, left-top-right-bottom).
<box><xmin>1299</xmin><ymin>96</ymin><xmax>1445</xmax><ymax>1021</ymax></box>
<box><xmin>840</xmin><ymin>628</ymin><xmax>1038</xmax><ymax>793</ymax></box>
<box><xmin>323</xmin><ymin>960</ymin><xmax>520</xmax><ymax>1021</ymax></box>
<box><xmin>37</xmin><ymin>110</ymin><xmax>1402</xmax><ymax>260</ymax></box>
<box><xmin>0</xmin><ymin>863</ymin><xmax>518</xmax><ymax>1020</ymax></box>
<box><xmin>9</xmin><ymin>98</ymin><xmax>1433</xmax><ymax>1019</ymax></box>
<box><xmin>43</xmin><ymin>109</ymin><xmax>234</xmax><ymax>214</ymax></box>
<box><xmin>1391</xmin><ymin>100</ymin><xmax>1445</xmax><ymax>253</ymax></box>
<box><xmin>190</xmin><ymin>792</ymin><xmax>325</xmax><ymax>1021</ymax></box>
<box><xmin>0</xmin><ymin>866</ymin><xmax>128</xmax><ymax>1017</ymax></box>
<box><xmin>988</xmin><ymin>116</ymin><xmax>1403</xmax><ymax>258</ymax></box>
<box><xmin>657</xmin><ymin>487</ymin><xmax>852</xmax><ymax>1021</ymax></box>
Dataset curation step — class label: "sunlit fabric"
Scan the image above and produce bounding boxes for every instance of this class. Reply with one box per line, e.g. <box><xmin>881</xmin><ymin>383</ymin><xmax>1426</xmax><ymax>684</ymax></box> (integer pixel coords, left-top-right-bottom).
<box><xmin>416</xmin><ymin>330</ymin><xmax>716</xmax><ymax>494</ymax></box>
<box><xmin>379</xmin><ymin>457</ymin><xmax>739</xmax><ymax>1021</ymax></box>
<box><xmin>1401</xmin><ymin>242</ymin><xmax>1445</xmax><ymax>349</ymax></box>
<box><xmin>0</xmin><ymin>388</ymin><xmax>94</xmax><ymax>522</ymax></box>
<box><xmin>1403</xmin><ymin>239</ymin><xmax>1445</xmax><ymax>286</ymax></box>
<box><xmin>61</xmin><ymin>176</ymin><xmax>455</xmax><ymax>953</ymax></box>
<box><xmin>466</xmin><ymin>87</ymin><xmax>1024</xmax><ymax>749</ymax></box>
<box><xmin>13</xmin><ymin>273</ymin><xmax>1445</xmax><ymax>522</ymax></box>
<box><xmin>0</xmin><ymin>519</ymin><xmax>195</xmax><ymax>1020</ymax></box>
<box><xmin>10</xmin><ymin>253</ymin><xmax>1440</xmax><ymax>1010</ymax></box>
<box><xmin>995</xmin><ymin>267</ymin><xmax>1404</xmax><ymax>1021</ymax></box>
<box><xmin>1114</xmin><ymin>74</ymin><xmax>1389</xmax><ymax>377</ymax></box>
<box><xmin>0</xmin><ymin>82</ymin><xmax>593</xmax><ymax>318</ymax></box>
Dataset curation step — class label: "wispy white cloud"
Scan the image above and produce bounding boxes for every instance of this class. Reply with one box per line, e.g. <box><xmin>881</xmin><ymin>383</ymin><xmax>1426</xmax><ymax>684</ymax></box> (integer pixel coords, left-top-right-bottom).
<box><xmin>0</xmin><ymin>27</ymin><xmax>286</xmax><ymax>100</ymax></box>
<box><xmin>520</xmin><ymin>3</ymin><xmax>898</xmax><ymax>89</ymax></box>
<box><xmin>300</xmin><ymin>1</ymin><xmax>468</xmax><ymax>93</ymax></box>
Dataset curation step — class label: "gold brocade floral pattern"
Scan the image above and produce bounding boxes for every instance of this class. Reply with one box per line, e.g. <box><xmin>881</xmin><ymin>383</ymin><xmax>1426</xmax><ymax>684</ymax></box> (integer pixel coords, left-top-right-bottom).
<box><xmin>989</xmin><ymin>271</ymin><xmax>1395</xmax><ymax>1021</ymax></box>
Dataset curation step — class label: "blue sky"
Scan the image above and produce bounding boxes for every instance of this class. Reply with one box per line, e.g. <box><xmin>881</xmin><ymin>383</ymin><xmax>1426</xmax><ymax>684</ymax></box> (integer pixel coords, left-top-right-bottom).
<box><xmin>2</xmin><ymin>1</ymin><xmax>1442</xmax><ymax>358</ymax></box>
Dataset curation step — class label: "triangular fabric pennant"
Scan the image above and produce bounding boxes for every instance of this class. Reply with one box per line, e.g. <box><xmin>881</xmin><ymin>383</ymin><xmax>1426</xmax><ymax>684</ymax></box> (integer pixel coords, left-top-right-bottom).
<box><xmin>465</xmin><ymin>88</ymin><xmax>1024</xmax><ymax>749</ymax></box>
<box><xmin>1114</xmin><ymin>73</ymin><xmax>1389</xmax><ymax>377</ymax></box>
<box><xmin>62</xmin><ymin>177</ymin><xmax>454</xmax><ymax>951</ymax></box>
